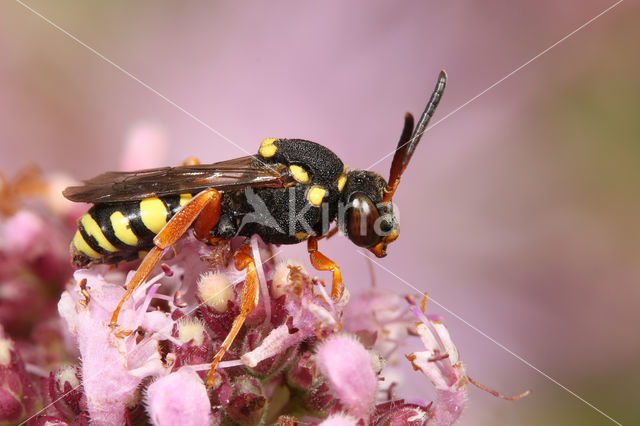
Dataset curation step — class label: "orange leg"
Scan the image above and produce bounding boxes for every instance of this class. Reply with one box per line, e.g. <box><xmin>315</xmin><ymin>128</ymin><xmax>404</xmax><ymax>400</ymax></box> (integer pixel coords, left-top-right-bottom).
<box><xmin>206</xmin><ymin>243</ymin><xmax>259</xmax><ymax>388</ymax></box>
<box><xmin>193</xmin><ymin>193</ymin><xmax>222</xmax><ymax>242</ymax></box>
<box><xmin>308</xmin><ymin>236</ymin><xmax>344</xmax><ymax>301</ymax></box>
<box><xmin>110</xmin><ymin>189</ymin><xmax>221</xmax><ymax>327</ymax></box>
<box><xmin>181</xmin><ymin>157</ymin><xmax>201</xmax><ymax>166</ymax></box>
<box><xmin>320</xmin><ymin>225</ymin><xmax>339</xmax><ymax>241</ymax></box>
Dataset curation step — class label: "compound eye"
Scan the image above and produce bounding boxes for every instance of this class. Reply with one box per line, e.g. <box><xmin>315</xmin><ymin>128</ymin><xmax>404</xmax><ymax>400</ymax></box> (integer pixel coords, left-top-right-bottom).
<box><xmin>347</xmin><ymin>193</ymin><xmax>382</xmax><ymax>247</ymax></box>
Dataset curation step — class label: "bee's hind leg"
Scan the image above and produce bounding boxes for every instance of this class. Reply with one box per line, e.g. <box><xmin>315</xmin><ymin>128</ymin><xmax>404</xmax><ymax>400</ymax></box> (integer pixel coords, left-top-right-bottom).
<box><xmin>109</xmin><ymin>188</ymin><xmax>221</xmax><ymax>327</ymax></box>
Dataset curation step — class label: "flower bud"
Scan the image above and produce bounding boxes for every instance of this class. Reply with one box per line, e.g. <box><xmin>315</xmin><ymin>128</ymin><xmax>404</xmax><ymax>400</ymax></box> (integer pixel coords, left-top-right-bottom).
<box><xmin>374</xmin><ymin>400</ymin><xmax>431</xmax><ymax>425</ymax></box>
<box><xmin>0</xmin><ymin>336</ymin><xmax>37</xmax><ymax>422</ymax></box>
<box><xmin>286</xmin><ymin>351</ymin><xmax>316</xmax><ymax>390</ymax></box>
<box><xmin>303</xmin><ymin>382</ymin><xmax>335</xmax><ymax>415</ymax></box>
<box><xmin>209</xmin><ymin>368</ymin><xmax>233</xmax><ymax>407</ymax></box>
<box><xmin>0</xmin><ymin>385</ymin><xmax>22</xmax><ymax>423</ymax></box>
<box><xmin>172</xmin><ymin>317</ymin><xmax>212</xmax><ymax>369</ymax></box>
<box><xmin>177</xmin><ymin>317</ymin><xmax>207</xmax><ymax>347</ymax></box>
<box><xmin>146</xmin><ymin>367</ymin><xmax>211</xmax><ymax>426</ymax></box>
<box><xmin>0</xmin><ymin>210</ymin><xmax>45</xmax><ymax>259</ymax></box>
<box><xmin>48</xmin><ymin>364</ymin><xmax>84</xmax><ymax>417</ymax></box>
<box><xmin>316</xmin><ymin>335</ymin><xmax>377</xmax><ymax>421</ymax></box>
<box><xmin>223</xmin><ymin>376</ymin><xmax>267</xmax><ymax>425</ymax></box>
<box><xmin>225</xmin><ymin>393</ymin><xmax>267</xmax><ymax>425</ymax></box>
<box><xmin>197</xmin><ymin>272</ymin><xmax>234</xmax><ymax>313</ymax></box>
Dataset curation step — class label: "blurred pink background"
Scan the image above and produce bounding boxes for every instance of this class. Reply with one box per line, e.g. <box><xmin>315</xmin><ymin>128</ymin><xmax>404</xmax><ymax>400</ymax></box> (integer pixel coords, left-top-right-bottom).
<box><xmin>1</xmin><ymin>1</ymin><xmax>639</xmax><ymax>424</ymax></box>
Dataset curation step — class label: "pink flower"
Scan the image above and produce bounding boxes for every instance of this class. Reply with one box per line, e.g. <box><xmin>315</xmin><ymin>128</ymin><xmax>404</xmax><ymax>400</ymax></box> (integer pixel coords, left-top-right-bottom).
<box><xmin>0</xmin><ymin>207</ymin><xmax>71</xmax><ymax>282</ymax></box>
<box><xmin>0</xmin><ymin>209</ymin><xmax>45</xmax><ymax>259</ymax></box>
<box><xmin>343</xmin><ymin>288</ymin><xmax>411</xmax><ymax>363</ymax></box>
<box><xmin>1</xmin><ymin>165</ymin><xmax>478</xmax><ymax>424</ymax></box>
<box><xmin>316</xmin><ymin>335</ymin><xmax>378</xmax><ymax>422</ymax></box>
<box><xmin>319</xmin><ymin>414</ymin><xmax>359</xmax><ymax>426</ymax></box>
<box><xmin>405</xmin><ymin>298</ymin><xmax>468</xmax><ymax>426</ymax></box>
<box><xmin>171</xmin><ymin>316</ymin><xmax>213</xmax><ymax>371</ymax></box>
<box><xmin>58</xmin><ymin>269</ymin><xmax>174</xmax><ymax>425</ymax></box>
<box><xmin>239</xmin><ymin>262</ymin><xmax>343</xmax><ymax>370</ymax></box>
<box><xmin>0</xmin><ymin>327</ymin><xmax>38</xmax><ymax>423</ymax></box>
<box><xmin>0</xmin><ymin>134</ymin><xmax>492</xmax><ymax>424</ymax></box>
<box><xmin>146</xmin><ymin>367</ymin><xmax>211</xmax><ymax>425</ymax></box>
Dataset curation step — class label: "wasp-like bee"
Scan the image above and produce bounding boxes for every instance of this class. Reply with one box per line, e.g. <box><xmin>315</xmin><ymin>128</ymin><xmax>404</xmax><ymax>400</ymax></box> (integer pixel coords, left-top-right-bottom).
<box><xmin>63</xmin><ymin>71</ymin><xmax>447</xmax><ymax>386</ymax></box>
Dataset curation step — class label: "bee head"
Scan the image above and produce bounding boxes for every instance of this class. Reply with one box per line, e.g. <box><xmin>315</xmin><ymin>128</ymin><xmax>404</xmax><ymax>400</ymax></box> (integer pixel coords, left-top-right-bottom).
<box><xmin>339</xmin><ymin>170</ymin><xmax>398</xmax><ymax>258</ymax></box>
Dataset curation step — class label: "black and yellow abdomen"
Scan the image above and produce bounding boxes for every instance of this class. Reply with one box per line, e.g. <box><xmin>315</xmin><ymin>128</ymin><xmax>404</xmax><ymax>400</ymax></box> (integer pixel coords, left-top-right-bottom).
<box><xmin>71</xmin><ymin>194</ymin><xmax>192</xmax><ymax>267</ymax></box>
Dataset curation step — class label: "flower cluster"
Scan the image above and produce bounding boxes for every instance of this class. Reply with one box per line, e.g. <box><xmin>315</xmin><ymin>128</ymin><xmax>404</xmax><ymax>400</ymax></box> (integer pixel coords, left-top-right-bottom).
<box><xmin>0</xmin><ymin>167</ymin><xmax>82</xmax><ymax>423</ymax></box>
<box><xmin>0</xmin><ymin>167</ymin><xmax>473</xmax><ymax>425</ymax></box>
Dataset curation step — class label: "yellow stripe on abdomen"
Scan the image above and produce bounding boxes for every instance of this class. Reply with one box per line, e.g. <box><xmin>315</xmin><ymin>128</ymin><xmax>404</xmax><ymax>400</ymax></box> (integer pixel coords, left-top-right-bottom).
<box><xmin>110</xmin><ymin>211</ymin><xmax>139</xmax><ymax>246</ymax></box>
<box><xmin>80</xmin><ymin>213</ymin><xmax>117</xmax><ymax>252</ymax></box>
<box><xmin>72</xmin><ymin>230</ymin><xmax>101</xmax><ymax>258</ymax></box>
<box><xmin>140</xmin><ymin>197</ymin><xmax>168</xmax><ymax>234</ymax></box>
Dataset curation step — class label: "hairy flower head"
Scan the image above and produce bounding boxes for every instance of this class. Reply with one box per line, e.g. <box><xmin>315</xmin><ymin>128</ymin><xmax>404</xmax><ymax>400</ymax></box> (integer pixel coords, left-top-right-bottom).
<box><xmin>146</xmin><ymin>367</ymin><xmax>211</xmax><ymax>426</ymax></box>
<box><xmin>317</xmin><ymin>334</ymin><xmax>377</xmax><ymax>421</ymax></box>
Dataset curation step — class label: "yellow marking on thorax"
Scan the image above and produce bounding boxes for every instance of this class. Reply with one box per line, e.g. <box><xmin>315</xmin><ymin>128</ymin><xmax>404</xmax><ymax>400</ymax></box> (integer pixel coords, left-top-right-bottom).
<box><xmin>72</xmin><ymin>231</ymin><xmax>101</xmax><ymax>258</ymax></box>
<box><xmin>179</xmin><ymin>193</ymin><xmax>192</xmax><ymax>207</ymax></box>
<box><xmin>338</xmin><ymin>172</ymin><xmax>347</xmax><ymax>192</ymax></box>
<box><xmin>259</xmin><ymin>138</ymin><xmax>278</xmax><ymax>158</ymax></box>
<box><xmin>80</xmin><ymin>214</ymin><xmax>117</xmax><ymax>252</ymax></box>
<box><xmin>295</xmin><ymin>231</ymin><xmax>308</xmax><ymax>240</ymax></box>
<box><xmin>307</xmin><ymin>185</ymin><xmax>326</xmax><ymax>207</ymax></box>
<box><xmin>110</xmin><ymin>211</ymin><xmax>138</xmax><ymax>246</ymax></box>
<box><xmin>289</xmin><ymin>165</ymin><xmax>310</xmax><ymax>184</ymax></box>
<box><xmin>139</xmin><ymin>197</ymin><xmax>168</xmax><ymax>233</ymax></box>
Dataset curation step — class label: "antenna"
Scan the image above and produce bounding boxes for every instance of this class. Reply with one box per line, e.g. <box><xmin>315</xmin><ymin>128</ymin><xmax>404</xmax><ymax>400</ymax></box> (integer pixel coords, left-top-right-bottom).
<box><xmin>383</xmin><ymin>70</ymin><xmax>447</xmax><ymax>203</ymax></box>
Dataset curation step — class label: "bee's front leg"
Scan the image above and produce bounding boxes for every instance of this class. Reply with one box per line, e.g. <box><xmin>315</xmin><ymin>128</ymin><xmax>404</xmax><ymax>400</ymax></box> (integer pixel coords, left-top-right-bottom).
<box><xmin>307</xmin><ymin>236</ymin><xmax>344</xmax><ymax>301</ymax></box>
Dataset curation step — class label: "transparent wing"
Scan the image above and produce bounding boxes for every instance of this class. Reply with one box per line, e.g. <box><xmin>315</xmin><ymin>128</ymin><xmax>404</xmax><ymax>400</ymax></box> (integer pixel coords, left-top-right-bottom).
<box><xmin>63</xmin><ymin>156</ymin><xmax>287</xmax><ymax>203</ymax></box>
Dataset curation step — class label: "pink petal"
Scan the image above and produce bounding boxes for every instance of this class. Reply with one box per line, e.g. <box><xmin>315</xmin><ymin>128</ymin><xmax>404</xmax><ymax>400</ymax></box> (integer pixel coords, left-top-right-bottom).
<box><xmin>319</xmin><ymin>414</ymin><xmax>358</xmax><ymax>426</ymax></box>
<box><xmin>146</xmin><ymin>367</ymin><xmax>211</xmax><ymax>426</ymax></box>
<box><xmin>317</xmin><ymin>335</ymin><xmax>377</xmax><ymax>421</ymax></box>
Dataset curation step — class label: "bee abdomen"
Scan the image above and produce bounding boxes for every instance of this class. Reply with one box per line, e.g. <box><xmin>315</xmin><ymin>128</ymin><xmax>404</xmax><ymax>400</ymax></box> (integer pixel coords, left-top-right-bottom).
<box><xmin>71</xmin><ymin>194</ymin><xmax>192</xmax><ymax>267</ymax></box>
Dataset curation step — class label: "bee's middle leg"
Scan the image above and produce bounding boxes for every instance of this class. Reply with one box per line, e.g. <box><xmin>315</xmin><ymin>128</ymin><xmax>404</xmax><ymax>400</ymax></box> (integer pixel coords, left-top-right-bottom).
<box><xmin>206</xmin><ymin>242</ymin><xmax>259</xmax><ymax>387</ymax></box>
